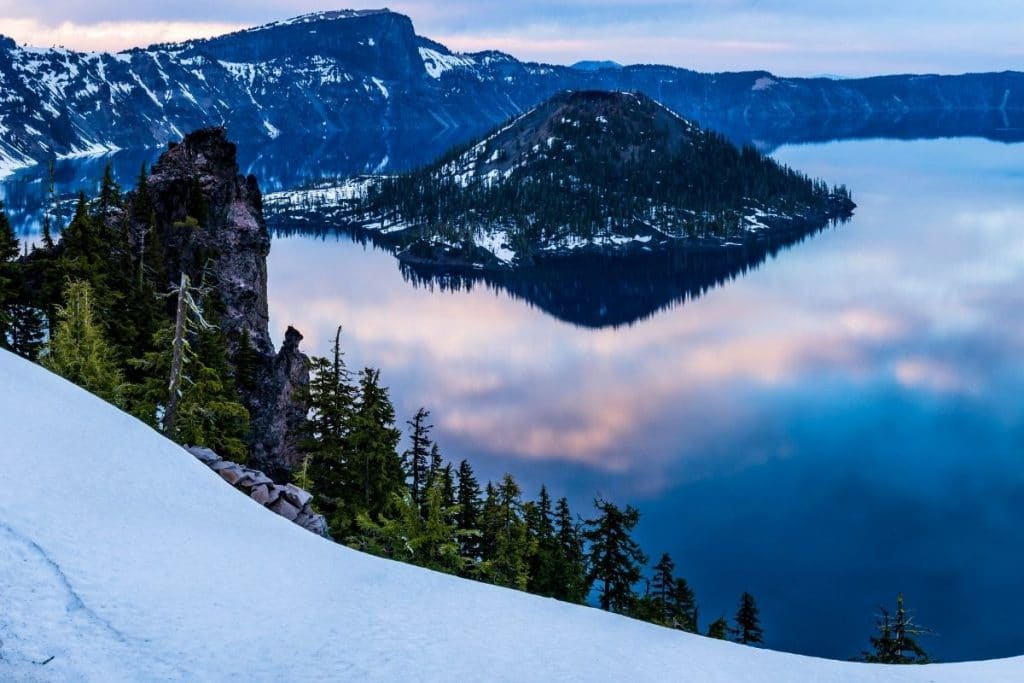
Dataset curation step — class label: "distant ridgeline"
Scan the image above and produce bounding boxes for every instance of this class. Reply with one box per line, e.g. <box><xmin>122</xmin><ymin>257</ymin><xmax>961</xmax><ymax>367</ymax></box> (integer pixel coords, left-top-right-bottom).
<box><xmin>266</xmin><ymin>90</ymin><xmax>854</xmax><ymax>313</ymax></box>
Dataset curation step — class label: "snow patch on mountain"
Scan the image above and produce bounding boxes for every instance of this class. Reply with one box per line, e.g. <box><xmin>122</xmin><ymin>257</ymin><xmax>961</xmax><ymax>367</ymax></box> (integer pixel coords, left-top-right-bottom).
<box><xmin>419</xmin><ymin>47</ymin><xmax>477</xmax><ymax>79</ymax></box>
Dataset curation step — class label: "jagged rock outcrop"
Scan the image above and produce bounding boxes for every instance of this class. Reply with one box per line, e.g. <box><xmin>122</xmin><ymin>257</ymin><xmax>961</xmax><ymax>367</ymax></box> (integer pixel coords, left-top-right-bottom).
<box><xmin>188</xmin><ymin>446</ymin><xmax>329</xmax><ymax>538</ymax></box>
<box><xmin>132</xmin><ymin>128</ymin><xmax>309</xmax><ymax>477</ymax></box>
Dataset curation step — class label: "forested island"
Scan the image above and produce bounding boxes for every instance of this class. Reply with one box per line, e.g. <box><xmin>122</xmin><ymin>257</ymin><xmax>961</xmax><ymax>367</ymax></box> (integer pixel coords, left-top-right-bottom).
<box><xmin>266</xmin><ymin>90</ymin><xmax>854</xmax><ymax>271</ymax></box>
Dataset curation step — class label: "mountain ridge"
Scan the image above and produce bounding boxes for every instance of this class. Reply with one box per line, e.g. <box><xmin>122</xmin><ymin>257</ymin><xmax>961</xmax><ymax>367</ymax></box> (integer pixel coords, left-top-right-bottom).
<box><xmin>2</xmin><ymin>9</ymin><xmax>1023</xmax><ymax>180</ymax></box>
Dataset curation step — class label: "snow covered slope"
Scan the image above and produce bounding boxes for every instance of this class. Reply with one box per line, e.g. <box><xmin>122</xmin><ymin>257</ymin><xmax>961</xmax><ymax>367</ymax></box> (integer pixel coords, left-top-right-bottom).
<box><xmin>0</xmin><ymin>348</ymin><xmax>1021</xmax><ymax>681</ymax></box>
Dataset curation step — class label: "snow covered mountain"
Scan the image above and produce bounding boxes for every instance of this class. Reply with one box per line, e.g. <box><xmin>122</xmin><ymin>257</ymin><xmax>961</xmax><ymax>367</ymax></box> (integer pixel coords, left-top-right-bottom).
<box><xmin>2</xmin><ymin>9</ymin><xmax>1023</xmax><ymax>179</ymax></box>
<box><xmin>1</xmin><ymin>349</ymin><xmax>1023</xmax><ymax>680</ymax></box>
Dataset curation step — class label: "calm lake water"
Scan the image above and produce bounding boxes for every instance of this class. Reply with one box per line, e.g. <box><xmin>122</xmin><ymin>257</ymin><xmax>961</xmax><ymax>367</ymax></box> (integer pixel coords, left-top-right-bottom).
<box><xmin>265</xmin><ymin>137</ymin><xmax>1024</xmax><ymax>661</ymax></box>
<box><xmin>3</xmin><ymin>135</ymin><xmax>1021</xmax><ymax>661</ymax></box>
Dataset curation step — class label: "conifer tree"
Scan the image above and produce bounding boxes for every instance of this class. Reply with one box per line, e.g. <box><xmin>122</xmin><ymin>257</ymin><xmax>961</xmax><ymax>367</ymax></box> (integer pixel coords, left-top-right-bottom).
<box><xmin>233</xmin><ymin>328</ymin><xmax>262</xmax><ymax>394</ymax></box>
<box><xmin>6</xmin><ymin>304</ymin><xmax>47</xmax><ymax>360</ymax></box>
<box><xmin>336</xmin><ymin>368</ymin><xmax>404</xmax><ymax>535</ymax></box>
<box><xmin>670</xmin><ymin>577</ymin><xmax>699</xmax><ymax>633</ymax></box>
<box><xmin>404</xmin><ymin>407</ymin><xmax>433</xmax><ymax>511</ymax></box>
<box><xmin>734</xmin><ymin>592</ymin><xmax>763</xmax><ymax>645</ymax></box>
<box><xmin>861</xmin><ymin>594</ymin><xmax>930</xmax><ymax>664</ymax></box>
<box><xmin>42</xmin><ymin>279</ymin><xmax>123</xmax><ymax>406</ymax></box>
<box><xmin>95</xmin><ymin>162</ymin><xmax>122</xmax><ymax>221</ymax></box>
<box><xmin>303</xmin><ymin>327</ymin><xmax>357</xmax><ymax>519</ymax></box>
<box><xmin>583</xmin><ymin>498</ymin><xmax>647</xmax><ymax>614</ymax></box>
<box><xmin>554</xmin><ymin>496</ymin><xmax>587</xmax><ymax>603</ymax></box>
<box><xmin>127</xmin><ymin>276</ymin><xmax>249</xmax><ymax>460</ymax></box>
<box><xmin>651</xmin><ymin>553</ymin><xmax>676</xmax><ymax>623</ymax></box>
<box><xmin>456</xmin><ymin>459</ymin><xmax>483</xmax><ymax>559</ymax></box>
<box><xmin>351</xmin><ymin>481</ymin><xmax>469</xmax><ymax>576</ymax></box>
<box><xmin>480</xmin><ymin>474</ymin><xmax>533</xmax><ymax>590</ymax></box>
<box><xmin>0</xmin><ymin>201</ymin><xmax>19</xmax><ymax>349</ymax></box>
<box><xmin>707</xmin><ymin>617</ymin><xmax>729</xmax><ymax>640</ymax></box>
<box><xmin>526</xmin><ymin>485</ymin><xmax>570</xmax><ymax>599</ymax></box>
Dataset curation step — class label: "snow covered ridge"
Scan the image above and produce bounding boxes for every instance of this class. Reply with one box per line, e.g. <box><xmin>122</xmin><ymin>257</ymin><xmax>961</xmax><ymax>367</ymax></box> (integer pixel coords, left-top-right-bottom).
<box><xmin>2</xmin><ymin>350</ymin><xmax>1024</xmax><ymax>680</ymax></box>
<box><xmin>2</xmin><ymin>9</ymin><xmax>1023</xmax><ymax>182</ymax></box>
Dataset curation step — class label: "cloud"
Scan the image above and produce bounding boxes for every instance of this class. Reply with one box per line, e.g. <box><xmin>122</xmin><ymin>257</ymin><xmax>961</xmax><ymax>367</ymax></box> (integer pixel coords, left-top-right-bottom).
<box><xmin>0</xmin><ymin>18</ymin><xmax>244</xmax><ymax>52</ymax></box>
<box><xmin>1</xmin><ymin>0</ymin><xmax>1022</xmax><ymax>74</ymax></box>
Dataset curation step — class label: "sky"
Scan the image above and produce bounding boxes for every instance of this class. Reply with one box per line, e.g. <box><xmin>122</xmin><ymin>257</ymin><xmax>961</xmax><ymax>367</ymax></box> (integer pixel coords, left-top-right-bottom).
<box><xmin>0</xmin><ymin>1</ymin><xmax>1021</xmax><ymax>77</ymax></box>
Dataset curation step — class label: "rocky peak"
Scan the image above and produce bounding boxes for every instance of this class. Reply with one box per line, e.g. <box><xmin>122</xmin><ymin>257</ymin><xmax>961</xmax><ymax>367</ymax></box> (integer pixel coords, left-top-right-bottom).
<box><xmin>132</xmin><ymin>127</ymin><xmax>309</xmax><ymax>479</ymax></box>
<box><xmin>147</xmin><ymin>126</ymin><xmax>273</xmax><ymax>356</ymax></box>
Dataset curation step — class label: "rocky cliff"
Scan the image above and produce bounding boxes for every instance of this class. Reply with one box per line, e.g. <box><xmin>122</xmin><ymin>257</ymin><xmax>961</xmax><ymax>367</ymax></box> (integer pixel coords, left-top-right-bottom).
<box><xmin>131</xmin><ymin>127</ymin><xmax>308</xmax><ymax>478</ymax></box>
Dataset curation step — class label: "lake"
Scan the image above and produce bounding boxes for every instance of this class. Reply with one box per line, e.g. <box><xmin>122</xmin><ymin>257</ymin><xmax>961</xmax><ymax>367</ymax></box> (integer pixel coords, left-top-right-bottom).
<box><xmin>265</xmin><ymin>137</ymin><xmax>1024</xmax><ymax>662</ymax></box>
<box><xmin>4</xmin><ymin>135</ymin><xmax>1022</xmax><ymax>661</ymax></box>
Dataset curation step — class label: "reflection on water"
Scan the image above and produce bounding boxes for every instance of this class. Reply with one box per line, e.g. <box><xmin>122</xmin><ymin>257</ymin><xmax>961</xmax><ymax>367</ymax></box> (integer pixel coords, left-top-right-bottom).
<box><xmin>265</xmin><ymin>138</ymin><xmax>1024</xmax><ymax>661</ymax></box>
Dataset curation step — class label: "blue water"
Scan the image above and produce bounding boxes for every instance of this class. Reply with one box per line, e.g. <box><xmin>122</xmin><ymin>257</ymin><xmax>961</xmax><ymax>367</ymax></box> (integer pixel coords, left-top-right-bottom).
<box><xmin>264</xmin><ymin>138</ymin><xmax>1024</xmax><ymax>661</ymax></box>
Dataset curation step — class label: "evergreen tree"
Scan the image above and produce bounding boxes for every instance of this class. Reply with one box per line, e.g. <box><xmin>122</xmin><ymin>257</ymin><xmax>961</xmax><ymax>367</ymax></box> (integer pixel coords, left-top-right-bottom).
<box><xmin>95</xmin><ymin>162</ymin><xmax>122</xmax><ymax>221</ymax></box>
<box><xmin>455</xmin><ymin>459</ymin><xmax>483</xmax><ymax>560</ymax></box>
<box><xmin>127</xmin><ymin>277</ymin><xmax>249</xmax><ymax>460</ymax></box>
<box><xmin>554</xmin><ymin>496</ymin><xmax>588</xmax><ymax>603</ymax></box>
<box><xmin>303</xmin><ymin>327</ymin><xmax>357</xmax><ymax>519</ymax></box>
<box><xmin>480</xmin><ymin>474</ymin><xmax>533</xmax><ymax>590</ymax></box>
<box><xmin>0</xmin><ymin>201</ymin><xmax>20</xmax><ymax>350</ymax></box>
<box><xmin>861</xmin><ymin>594</ymin><xmax>931</xmax><ymax>664</ymax></box>
<box><xmin>6</xmin><ymin>304</ymin><xmax>47</xmax><ymax>361</ymax></box>
<box><xmin>42</xmin><ymin>279</ymin><xmax>123</xmax><ymax>406</ymax></box>
<box><xmin>651</xmin><ymin>553</ymin><xmax>676</xmax><ymax>623</ymax></box>
<box><xmin>734</xmin><ymin>592</ymin><xmax>763</xmax><ymax>645</ymax></box>
<box><xmin>350</xmin><ymin>481</ymin><xmax>469</xmax><ymax>576</ymax></box>
<box><xmin>526</xmin><ymin>485</ymin><xmax>570</xmax><ymax>599</ymax></box>
<box><xmin>583</xmin><ymin>498</ymin><xmax>647</xmax><ymax>614</ymax></box>
<box><xmin>707</xmin><ymin>617</ymin><xmax>729</xmax><ymax>640</ymax></box>
<box><xmin>233</xmin><ymin>328</ymin><xmax>262</xmax><ymax>394</ymax></box>
<box><xmin>404</xmin><ymin>407</ymin><xmax>433</xmax><ymax>511</ymax></box>
<box><xmin>336</xmin><ymin>368</ymin><xmax>404</xmax><ymax>535</ymax></box>
<box><xmin>669</xmin><ymin>577</ymin><xmax>699</xmax><ymax>633</ymax></box>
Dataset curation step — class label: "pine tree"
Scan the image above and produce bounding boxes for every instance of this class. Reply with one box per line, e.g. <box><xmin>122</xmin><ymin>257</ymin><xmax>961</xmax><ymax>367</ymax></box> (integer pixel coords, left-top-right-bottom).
<box><xmin>455</xmin><ymin>459</ymin><xmax>483</xmax><ymax>560</ymax></box>
<box><xmin>127</xmin><ymin>275</ymin><xmax>249</xmax><ymax>460</ymax></box>
<box><xmin>707</xmin><ymin>616</ymin><xmax>729</xmax><ymax>640</ymax></box>
<box><xmin>303</xmin><ymin>327</ymin><xmax>357</xmax><ymax>519</ymax></box>
<box><xmin>95</xmin><ymin>162</ymin><xmax>122</xmax><ymax>221</ymax></box>
<box><xmin>0</xmin><ymin>201</ymin><xmax>20</xmax><ymax>350</ymax></box>
<box><xmin>233</xmin><ymin>328</ymin><xmax>262</xmax><ymax>394</ymax></box>
<box><xmin>350</xmin><ymin>481</ymin><xmax>470</xmax><ymax>576</ymax></box>
<box><xmin>526</xmin><ymin>485</ymin><xmax>568</xmax><ymax>598</ymax></box>
<box><xmin>554</xmin><ymin>496</ymin><xmax>587</xmax><ymax>603</ymax></box>
<box><xmin>651</xmin><ymin>553</ymin><xmax>676</xmax><ymax>623</ymax></box>
<box><xmin>669</xmin><ymin>577</ymin><xmax>699</xmax><ymax>632</ymax></box>
<box><xmin>336</xmin><ymin>368</ymin><xmax>404</xmax><ymax>536</ymax></box>
<box><xmin>861</xmin><ymin>593</ymin><xmax>931</xmax><ymax>664</ymax></box>
<box><xmin>404</xmin><ymin>407</ymin><xmax>433</xmax><ymax>511</ymax></box>
<box><xmin>734</xmin><ymin>592</ymin><xmax>763</xmax><ymax>645</ymax></box>
<box><xmin>583</xmin><ymin>498</ymin><xmax>647</xmax><ymax>614</ymax></box>
<box><xmin>42</xmin><ymin>279</ymin><xmax>123</xmax><ymax>405</ymax></box>
<box><xmin>7</xmin><ymin>304</ymin><xmax>47</xmax><ymax>360</ymax></box>
<box><xmin>480</xmin><ymin>474</ymin><xmax>533</xmax><ymax>590</ymax></box>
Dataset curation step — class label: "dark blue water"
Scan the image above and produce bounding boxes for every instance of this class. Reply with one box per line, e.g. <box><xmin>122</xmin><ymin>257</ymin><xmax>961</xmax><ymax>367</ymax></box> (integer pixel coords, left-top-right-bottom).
<box><xmin>264</xmin><ymin>138</ymin><xmax>1024</xmax><ymax>661</ymax></box>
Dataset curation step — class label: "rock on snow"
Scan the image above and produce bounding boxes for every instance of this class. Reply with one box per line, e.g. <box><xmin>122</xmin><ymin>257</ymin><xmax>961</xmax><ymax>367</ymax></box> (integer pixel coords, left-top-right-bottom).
<box><xmin>0</xmin><ymin>348</ymin><xmax>1021</xmax><ymax>681</ymax></box>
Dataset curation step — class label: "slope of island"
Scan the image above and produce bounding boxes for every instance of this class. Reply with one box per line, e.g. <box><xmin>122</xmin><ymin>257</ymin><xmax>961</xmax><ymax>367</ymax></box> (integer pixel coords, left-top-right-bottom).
<box><xmin>267</xmin><ymin>90</ymin><xmax>854</xmax><ymax>272</ymax></box>
<box><xmin>0</xmin><ymin>348</ymin><xmax>1021</xmax><ymax>680</ymax></box>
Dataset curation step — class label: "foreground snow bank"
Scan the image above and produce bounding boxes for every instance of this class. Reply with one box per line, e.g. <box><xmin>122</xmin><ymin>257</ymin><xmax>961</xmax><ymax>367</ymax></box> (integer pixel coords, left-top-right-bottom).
<box><xmin>0</xmin><ymin>349</ymin><xmax>1021</xmax><ymax>681</ymax></box>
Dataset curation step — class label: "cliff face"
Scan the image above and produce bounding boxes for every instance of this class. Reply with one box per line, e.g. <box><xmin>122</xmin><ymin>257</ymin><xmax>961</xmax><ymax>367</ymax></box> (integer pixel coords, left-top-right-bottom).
<box><xmin>134</xmin><ymin>127</ymin><xmax>308</xmax><ymax>478</ymax></box>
